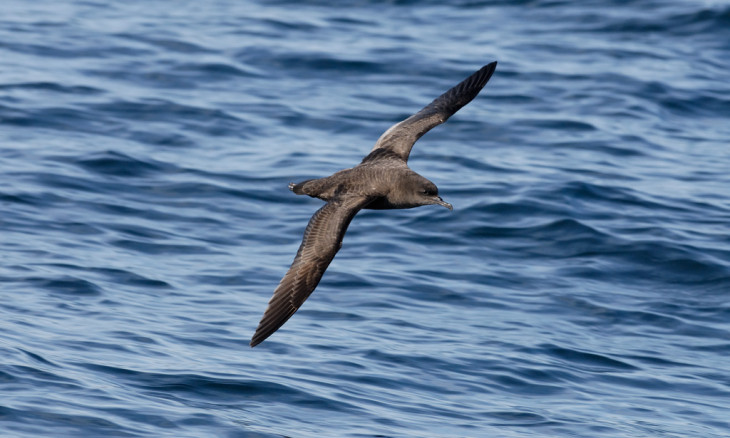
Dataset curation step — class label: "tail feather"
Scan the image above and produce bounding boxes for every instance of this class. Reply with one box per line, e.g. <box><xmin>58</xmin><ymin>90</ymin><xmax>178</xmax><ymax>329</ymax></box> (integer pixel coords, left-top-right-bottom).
<box><xmin>289</xmin><ymin>180</ymin><xmax>312</xmax><ymax>195</ymax></box>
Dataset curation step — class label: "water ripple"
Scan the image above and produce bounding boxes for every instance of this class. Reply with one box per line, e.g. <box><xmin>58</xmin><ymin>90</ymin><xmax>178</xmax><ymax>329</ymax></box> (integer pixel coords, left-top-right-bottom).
<box><xmin>1</xmin><ymin>0</ymin><xmax>729</xmax><ymax>437</ymax></box>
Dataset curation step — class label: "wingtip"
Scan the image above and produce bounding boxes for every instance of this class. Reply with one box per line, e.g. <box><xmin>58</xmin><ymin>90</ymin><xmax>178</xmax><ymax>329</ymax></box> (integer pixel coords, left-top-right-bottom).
<box><xmin>480</xmin><ymin>61</ymin><xmax>498</xmax><ymax>81</ymax></box>
<box><xmin>250</xmin><ymin>332</ymin><xmax>265</xmax><ymax>347</ymax></box>
<box><xmin>250</xmin><ymin>326</ymin><xmax>272</xmax><ymax>347</ymax></box>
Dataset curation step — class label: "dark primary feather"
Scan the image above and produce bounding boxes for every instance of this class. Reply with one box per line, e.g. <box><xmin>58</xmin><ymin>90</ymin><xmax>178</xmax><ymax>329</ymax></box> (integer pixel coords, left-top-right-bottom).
<box><xmin>371</xmin><ymin>61</ymin><xmax>497</xmax><ymax>162</ymax></box>
<box><xmin>250</xmin><ymin>195</ymin><xmax>373</xmax><ymax>347</ymax></box>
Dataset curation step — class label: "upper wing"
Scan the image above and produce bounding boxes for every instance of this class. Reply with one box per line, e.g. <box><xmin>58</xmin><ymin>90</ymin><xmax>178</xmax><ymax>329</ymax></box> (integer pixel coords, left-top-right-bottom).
<box><xmin>250</xmin><ymin>195</ymin><xmax>373</xmax><ymax>347</ymax></box>
<box><xmin>370</xmin><ymin>61</ymin><xmax>497</xmax><ymax>162</ymax></box>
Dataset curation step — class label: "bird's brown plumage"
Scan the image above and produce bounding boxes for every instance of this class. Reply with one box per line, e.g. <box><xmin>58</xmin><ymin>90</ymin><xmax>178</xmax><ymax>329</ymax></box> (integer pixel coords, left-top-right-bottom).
<box><xmin>250</xmin><ymin>195</ymin><xmax>374</xmax><ymax>347</ymax></box>
<box><xmin>251</xmin><ymin>62</ymin><xmax>497</xmax><ymax>347</ymax></box>
<box><xmin>371</xmin><ymin>62</ymin><xmax>497</xmax><ymax>162</ymax></box>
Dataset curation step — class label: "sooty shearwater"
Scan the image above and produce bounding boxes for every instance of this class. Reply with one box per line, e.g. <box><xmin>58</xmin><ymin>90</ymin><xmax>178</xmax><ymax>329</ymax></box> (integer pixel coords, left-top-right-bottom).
<box><xmin>251</xmin><ymin>62</ymin><xmax>497</xmax><ymax>347</ymax></box>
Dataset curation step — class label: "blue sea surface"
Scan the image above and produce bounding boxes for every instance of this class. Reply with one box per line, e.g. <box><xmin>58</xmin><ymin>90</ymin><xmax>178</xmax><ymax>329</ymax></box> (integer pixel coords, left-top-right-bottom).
<box><xmin>2</xmin><ymin>0</ymin><xmax>730</xmax><ymax>436</ymax></box>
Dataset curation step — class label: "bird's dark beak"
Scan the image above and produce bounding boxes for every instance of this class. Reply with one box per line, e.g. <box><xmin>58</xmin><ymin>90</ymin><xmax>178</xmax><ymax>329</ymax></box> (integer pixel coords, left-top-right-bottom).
<box><xmin>435</xmin><ymin>196</ymin><xmax>453</xmax><ymax>210</ymax></box>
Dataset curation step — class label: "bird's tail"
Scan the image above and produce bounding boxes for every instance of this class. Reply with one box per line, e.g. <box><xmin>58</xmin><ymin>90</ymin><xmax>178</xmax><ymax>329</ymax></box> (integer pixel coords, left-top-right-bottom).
<box><xmin>289</xmin><ymin>180</ymin><xmax>313</xmax><ymax>195</ymax></box>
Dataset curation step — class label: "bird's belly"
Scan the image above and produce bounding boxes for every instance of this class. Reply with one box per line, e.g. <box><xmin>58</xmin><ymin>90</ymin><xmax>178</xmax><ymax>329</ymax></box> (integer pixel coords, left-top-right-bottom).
<box><xmin>364</xmin><ymin>198</ymin><xmax>414</xmax><ymax>210</ymax></box>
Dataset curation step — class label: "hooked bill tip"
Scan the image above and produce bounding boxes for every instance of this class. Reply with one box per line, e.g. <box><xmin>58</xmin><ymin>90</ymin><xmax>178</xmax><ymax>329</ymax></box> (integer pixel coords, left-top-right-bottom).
<box><xmin>436</xmin><ymin>197</ymin><xmax>453</xmax><ymax>210</ymax></box>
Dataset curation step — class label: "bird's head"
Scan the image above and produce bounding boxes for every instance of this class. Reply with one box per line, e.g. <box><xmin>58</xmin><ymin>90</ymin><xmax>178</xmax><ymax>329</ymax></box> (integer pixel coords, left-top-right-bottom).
<box><xmin>404</xmin><ymin>175</ymin><xmax>452</xmax><ymax>210</ymax></box>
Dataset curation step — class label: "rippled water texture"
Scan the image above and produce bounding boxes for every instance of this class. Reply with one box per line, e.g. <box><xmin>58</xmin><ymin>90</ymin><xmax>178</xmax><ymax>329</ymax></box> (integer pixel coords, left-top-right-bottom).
<box><xmin>2</xmin><ymin>0</ymin><xmax>729</xmax><ymax>437</ymax></box>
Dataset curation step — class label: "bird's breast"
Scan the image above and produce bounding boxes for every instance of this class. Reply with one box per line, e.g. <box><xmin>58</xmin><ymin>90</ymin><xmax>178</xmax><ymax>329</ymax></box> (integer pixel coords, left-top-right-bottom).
<box><xmin>363</xmin><ymin>197</ymin><xmax>396</xmax><ymax>210</ymax></box>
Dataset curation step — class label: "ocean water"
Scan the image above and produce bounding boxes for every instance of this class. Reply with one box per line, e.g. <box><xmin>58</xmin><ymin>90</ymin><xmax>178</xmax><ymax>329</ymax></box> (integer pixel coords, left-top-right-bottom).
<box><xmin>1</xmin><ymin>0</ymin><xmax>729</xmax><ymax>436</ymax></box>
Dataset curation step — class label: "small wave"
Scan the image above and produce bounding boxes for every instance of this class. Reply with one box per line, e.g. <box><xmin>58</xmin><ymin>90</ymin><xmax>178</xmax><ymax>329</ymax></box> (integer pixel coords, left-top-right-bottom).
<box><xmin>539</xmin><ymin>343</ymin><xmax>638</xmax><ymax>372</ymax></box>
<box><xmin>26</xmin><ymin>275</ymin><xmax>103</xmax><ymax>296</ymax></box>
<box><xmin>63</xmin><ymin>150</ymin><xmax>177</xmax><ymax>178</ymax></box>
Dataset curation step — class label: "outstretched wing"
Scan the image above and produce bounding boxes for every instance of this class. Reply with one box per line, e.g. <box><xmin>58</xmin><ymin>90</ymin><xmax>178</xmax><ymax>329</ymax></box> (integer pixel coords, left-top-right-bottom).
<box><xmin>370</xmin><ymin>61</ymin><xmax>497</xmax><ymax>162</ymax></box>
<box><xmin>250</xmin><ymin>195</ymin><xmax>373</xmax><ymax>347</ymax></box>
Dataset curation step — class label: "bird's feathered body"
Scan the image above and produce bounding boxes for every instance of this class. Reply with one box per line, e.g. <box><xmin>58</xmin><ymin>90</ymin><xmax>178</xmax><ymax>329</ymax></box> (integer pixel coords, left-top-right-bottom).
<box><xmin>251</xmin><ymin>62</ymin><xmax>497</xmax><ymax>347</ymax></box>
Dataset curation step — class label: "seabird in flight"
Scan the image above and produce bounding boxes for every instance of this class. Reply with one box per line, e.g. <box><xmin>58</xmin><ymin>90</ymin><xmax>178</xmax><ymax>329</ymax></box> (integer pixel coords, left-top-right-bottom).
<box><xmin>251</xmin><ymin>61</ymin><xmax>497</xmax><ymax>347</ymax></box>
